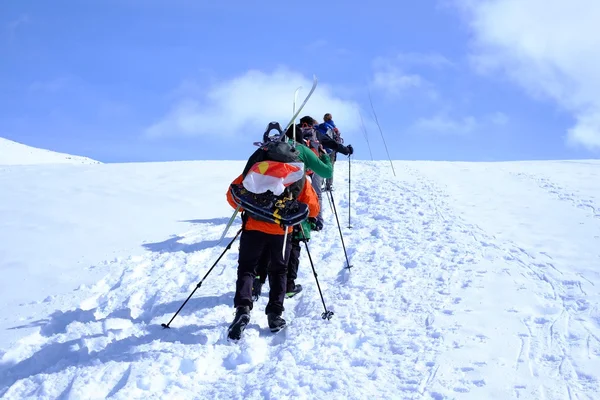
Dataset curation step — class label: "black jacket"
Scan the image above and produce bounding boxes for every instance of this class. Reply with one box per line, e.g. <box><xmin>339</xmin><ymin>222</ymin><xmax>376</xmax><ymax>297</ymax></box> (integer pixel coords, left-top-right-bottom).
<box><xmin>315</xmin><ymin>130</ymin><xmax>352</xmax><ymax>155</ymax></box>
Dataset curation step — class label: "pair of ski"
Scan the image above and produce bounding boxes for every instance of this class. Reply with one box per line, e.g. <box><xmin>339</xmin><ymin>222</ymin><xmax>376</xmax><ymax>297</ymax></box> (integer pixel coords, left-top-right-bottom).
<box><xmin>219</xmin><ymin>75</ymin><xmax>319</xmax><ymax>252</ymax></box>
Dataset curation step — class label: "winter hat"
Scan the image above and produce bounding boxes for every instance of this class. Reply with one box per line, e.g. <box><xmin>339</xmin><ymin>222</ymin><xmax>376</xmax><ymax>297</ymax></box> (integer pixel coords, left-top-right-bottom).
<box><xmin>300</xmin><ymin>116</ymin><xmax>316</xmax><ymax>126</ymax></box>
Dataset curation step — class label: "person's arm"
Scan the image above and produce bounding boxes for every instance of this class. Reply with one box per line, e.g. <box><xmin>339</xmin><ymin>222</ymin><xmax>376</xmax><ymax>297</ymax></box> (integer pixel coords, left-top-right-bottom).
<box><xmin>299</xmin><ymin>145</ymin><xmax>333</xmax><ymax>178</ymax></box>
<box><xmin>298</xmin><ymin>179</ymin><xmax>320</xmax><ymax>218</ymax></box>
<box><xmin>317</xmin><ymin>131</ymin><xmax>353</xmax><ymax>155</ymax></box>
<box><xmin>226</xmin><ymin>175</ymin><xmax>243</xmax><ymax>210</ymax></box>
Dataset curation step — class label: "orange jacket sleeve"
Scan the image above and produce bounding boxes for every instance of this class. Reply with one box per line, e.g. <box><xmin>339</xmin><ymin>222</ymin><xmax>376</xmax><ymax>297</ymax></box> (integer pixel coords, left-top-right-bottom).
<box><xmin>226</xmin><ymin>174</ymin><xmax>244</xmax><ymax>210</ymax></box>
<box><xmin>298</xmin><ymin>177</ymin><xmax>320</xmax><ymax>218</ymax></box>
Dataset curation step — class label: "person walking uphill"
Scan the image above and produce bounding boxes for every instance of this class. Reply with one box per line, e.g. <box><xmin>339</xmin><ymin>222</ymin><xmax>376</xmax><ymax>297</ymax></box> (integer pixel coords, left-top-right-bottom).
<box><xmin>251</xmin><ymin>122</ymin><xmax>333</xmax><ymax>300</ymax></box>
<box><xmin>297</xmin><ymin>116</ymin><xmax>336</xmax><ymax>230</ymax></box>
<box><xmin>316</xmin><ymin>113</ymin><xmax>344</xmax><ymax>191</ymax></box>
<box><xmin>287</xmin><ymin>120</ymin><xmax>334</xmax><ymax>184</ymax></box>
<box><xmin>225</xmin><ymin>141</ymin><xmax>320</xmax><ymax>341</ymax></box>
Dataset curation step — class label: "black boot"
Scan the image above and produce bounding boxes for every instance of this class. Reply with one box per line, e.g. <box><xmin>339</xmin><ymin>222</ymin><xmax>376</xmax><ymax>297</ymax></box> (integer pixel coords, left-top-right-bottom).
<box><xmin>286</xmin><ymin>284</ymin><xmax>303</xmax><ymax>298</ymax></box>
<box><xmin>267</xmin><ymin>313</ymin><xmax>287</xmax><ymax>333</ymax></box>
<box><xmin>227</xmin><ymin>306</ymin><xmax>251</xmax><ymax>341</ymax></box>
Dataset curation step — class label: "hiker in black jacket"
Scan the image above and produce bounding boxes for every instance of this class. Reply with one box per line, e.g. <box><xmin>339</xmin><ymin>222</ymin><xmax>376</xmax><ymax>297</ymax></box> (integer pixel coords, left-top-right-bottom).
<box><xmin>300</xmin><ymin>116</ymin><xmax>354</xmax><ymax>158</ymax></box>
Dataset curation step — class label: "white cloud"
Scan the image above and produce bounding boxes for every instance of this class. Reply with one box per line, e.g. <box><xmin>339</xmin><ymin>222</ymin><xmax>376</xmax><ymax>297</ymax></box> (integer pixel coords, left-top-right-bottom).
<box><xmin>371</xmin><ymin>58</ymin><xmax>433</xmax><ymax>98</ymax></box>
<box><xmin>304</xmin><ymin>39</ymin><xmax>328</xmax><ymax>52</ymax></box>
<box><xmin>490</xmin><ymin>111</ymin><xmax>509</xmax><ymax>126</ymax></box>
<box><xmin>372</xmin><ymin>67</ymin><xmax>425</xmax><ymax>94</ymax></box>
<box><xmin>453</xmin><ymin>0</ymin><xmax>600</xmax><ymax>151</ymax></box>
<box><xmin>28</xmin><ymin>77</ymin><xmax>73</xmax><ymax>93</ymax></box>
<box><xmin>411</xmin><ymin>111</ymin><xmax>508</xmax><ymax>135</ymax></box>
<box><xmin>370</xmin><ymin>53</ymin><xmax>452</xmax><ymax>99</ymax></box>
<box><xmin>304</xmin><ymin>40</ymin><xmax>353</xmax><ymax>57</ymax></box>
<box><xmin>145</xmin><ymin>67</ymin><xmax>360</xmax><ymax>140</ymax></box>
<box><xmin>412</xmin><ymin>114</ymin><xmax>479</xmax><ymax>135</ymax></box>
<box><xmin>394</xmin><ymin>52</ymin><xmax>455</xmax><ymax>69</ymax></box>
<box><xmin>6</xmin><ymin>14</ymin><xmax>29</xmax><ymax>40</ymax></box>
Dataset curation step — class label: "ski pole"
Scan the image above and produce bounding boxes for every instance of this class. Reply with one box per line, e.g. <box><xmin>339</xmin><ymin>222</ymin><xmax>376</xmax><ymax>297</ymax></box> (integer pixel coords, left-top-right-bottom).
<box><xmin>161</xmin><ymin>228</ymin><xmax>243</xmax><ymax>329</ymax></box>
<box><xmin>326</xmin><ymin>186</ymin><xmax>334</xmax><ymax>213</ymax></box>
<box><xmin>217</xmin><ymin>206</ymin><xmax>240</xmax><ymax>244</ymax></box>
<box><xmin>348</xmin><ymin>154</ymin><xmax>352</xmax><ymax>229</ymax></box>
<box><xmin>299</xmin><ymin>224</ymin><xmax>334</xmax><ymax>320</ymax></box>
<box><xmin>326</xmin><ymin>190</ymin><xmax>353</xmax><ymax>270</ymax></box>
<box><xmin>367</xmin><ymin>85</ymin><xmax>396</xmax><ymax>177</ymax></box>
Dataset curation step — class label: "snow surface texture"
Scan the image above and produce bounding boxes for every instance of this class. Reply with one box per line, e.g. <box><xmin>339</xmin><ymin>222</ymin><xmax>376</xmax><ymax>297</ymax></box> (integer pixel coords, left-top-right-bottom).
<box><xmin>0</xmin><ymin>137</ymin><xmax>100</xmax><ymax>165</ymax></box>
<box><xmin>1</xmin><ymin>159</ymin><xmax>599</xmax><ymax>399</ymax></box>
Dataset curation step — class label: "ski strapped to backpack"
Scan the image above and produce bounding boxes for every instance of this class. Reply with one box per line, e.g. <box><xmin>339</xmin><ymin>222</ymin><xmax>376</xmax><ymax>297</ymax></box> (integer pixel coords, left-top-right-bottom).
<box><xmin>280</xmin><ymin>75</ymin><xmax>318</xmax><ymax>140</ymax></box>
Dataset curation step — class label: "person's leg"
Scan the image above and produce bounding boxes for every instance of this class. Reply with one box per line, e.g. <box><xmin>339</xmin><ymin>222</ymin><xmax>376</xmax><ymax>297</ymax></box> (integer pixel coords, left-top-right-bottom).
<box><xmin>255</xmin><ymin>248</ymin><xmax>269</xmax><ymax>284</ymax></box>
<box><xmin>310</xmin><ymin>173</ymin><xmax>324</xmax><ymax>229</ymax></box>
<box><xmin>325</xmin><ymin>152</ymin><xmax>336</xmax><ymax>190</ymax></box>
<box><xmin>286</xmin><ymin>237</ymin><xmax>302</xmax><ymax>296</ymax></box>
<box><xmin>265</xmin><ymin>231</ymin><xmax>292</xmax><ymax>317</ymax></box>
<box><xmin>252</xmin><ymin>247</ymin><xmax>270</xmax><ymax>300</ymax></box>
<box><xmin>229</xmin><ymin>229</ymin><xmax>267</xmax><ymax>340</ymax></box>
<box><xmin>233</xmin><ymin>230</ymin><xmax>267</xmax><ymax>310</ymax></box>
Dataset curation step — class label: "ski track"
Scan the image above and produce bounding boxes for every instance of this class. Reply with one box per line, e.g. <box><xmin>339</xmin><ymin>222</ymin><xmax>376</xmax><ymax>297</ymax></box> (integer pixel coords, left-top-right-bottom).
<box><xmin>1</xmin><ymin>161</ymin><xmax>599</xmax><ymax>399</ymax></box>
<box><xmin>401</xmin><ymin>163</ymin><xmax>600</xmax><ymax>400</ymax></box>
<box><xmin>510</xmin><ymin>171</ymin><xmax>600</xmax><ymax>219</ymax></box>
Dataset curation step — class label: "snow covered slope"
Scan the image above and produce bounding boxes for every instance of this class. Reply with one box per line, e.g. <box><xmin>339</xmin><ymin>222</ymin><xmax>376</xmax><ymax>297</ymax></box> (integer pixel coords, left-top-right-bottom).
<box><xmin>0</xmin><ymin>137</ymin><xmax>100</xmax><ymax>165</ymax></box>
<box><xmin>1</xmin><ymin>159</ymin><xmax>599</xmax><ymax>399</ymax></box>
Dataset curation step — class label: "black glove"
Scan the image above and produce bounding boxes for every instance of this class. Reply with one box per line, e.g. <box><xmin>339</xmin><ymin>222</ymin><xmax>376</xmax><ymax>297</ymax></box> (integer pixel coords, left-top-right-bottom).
<box><xmin>338</xmin><ymin>144</ymin><xmax>353</xmax><ymax>156</ymax></box>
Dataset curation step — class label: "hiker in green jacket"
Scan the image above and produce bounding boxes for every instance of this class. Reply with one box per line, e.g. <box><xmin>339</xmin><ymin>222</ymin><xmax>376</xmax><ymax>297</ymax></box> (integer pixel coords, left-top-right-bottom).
<box><xmin>286</xmin><ymin>123</ymin><xmax>333</xmax><ymax>182</ymax></box>
<box><xmin>287</xmin><ymin>119</ymin><xmax>332</xmax><ymax>231</ymax></box>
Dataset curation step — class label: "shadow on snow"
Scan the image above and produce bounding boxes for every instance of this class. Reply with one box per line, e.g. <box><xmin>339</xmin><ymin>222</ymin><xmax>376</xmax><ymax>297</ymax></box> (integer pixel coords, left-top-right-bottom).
<box><xmin>1</xmin><ymin>292</ymin><xmax>236</xmax><ymax>393</ymax></box>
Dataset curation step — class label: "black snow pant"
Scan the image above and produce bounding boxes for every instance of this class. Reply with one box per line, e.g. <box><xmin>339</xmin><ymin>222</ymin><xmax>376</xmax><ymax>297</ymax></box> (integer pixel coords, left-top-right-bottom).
<box><xmin>286</xmin><ymin>239</ymin><xmax>301</xmax><ymax>291</ymax></box>
<box><xmin>256</xmin><ymin>236</ymin><xmax>302</xmax><ymax>293</ymax></box>
<box><xmin>234</xmin><ymin>229</ymin><xmax>292</xmax><ymax>315</ymax></box>
<box><xmin>256</xmin><ymin>249</ymin><xmax>270</xmax><ymax>284</ymax></box>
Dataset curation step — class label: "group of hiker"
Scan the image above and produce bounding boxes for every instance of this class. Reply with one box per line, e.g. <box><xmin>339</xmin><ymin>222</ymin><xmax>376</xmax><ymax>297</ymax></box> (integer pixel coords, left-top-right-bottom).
<box><xmin>225</xmin><ymin>113</ymin><xmax>354</xmax><ymax>340</ymax></box>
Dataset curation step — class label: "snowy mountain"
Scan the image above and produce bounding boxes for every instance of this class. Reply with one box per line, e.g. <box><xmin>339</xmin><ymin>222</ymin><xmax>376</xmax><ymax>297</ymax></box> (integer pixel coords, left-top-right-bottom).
<box><xmin>0</xmin><ymin>137</ymin><xmax>100</xmax><ymax>165</ymax></box>
<box><xmin>0</xmin><ymin>159</ymin><xmax>599</xmax><ymax>399</ymax></box>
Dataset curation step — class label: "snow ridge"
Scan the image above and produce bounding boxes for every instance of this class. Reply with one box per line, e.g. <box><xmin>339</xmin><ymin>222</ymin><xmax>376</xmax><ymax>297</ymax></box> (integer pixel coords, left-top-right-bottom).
<box><xmin>0</xmin><ymin>137</ymin><xmax>100</xmax><ymax>165</ymax></box>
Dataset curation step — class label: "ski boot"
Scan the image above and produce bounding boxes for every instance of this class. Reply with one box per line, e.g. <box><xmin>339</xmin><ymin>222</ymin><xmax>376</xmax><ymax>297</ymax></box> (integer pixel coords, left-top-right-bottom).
<box><xmin>267</xmin><ymin>313</ymin><xmax>287</xmax><ymax>333</ymax></box>
<box><xmin>286</xmin><ymin>284</ymin><xmax>303</xmax><ymax>298</ymax></box>
<box><xmin>227</xmin><ymin>306</ymin><xmax>250</xmax><ymax>341</ymax></box>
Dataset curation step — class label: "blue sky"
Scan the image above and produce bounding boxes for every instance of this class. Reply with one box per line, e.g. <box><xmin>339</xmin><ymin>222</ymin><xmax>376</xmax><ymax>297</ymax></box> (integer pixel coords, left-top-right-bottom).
<box><xmin>2</xmin><ymin>0</ymin><xmax>599</xmax><ymax>162</ymax></box>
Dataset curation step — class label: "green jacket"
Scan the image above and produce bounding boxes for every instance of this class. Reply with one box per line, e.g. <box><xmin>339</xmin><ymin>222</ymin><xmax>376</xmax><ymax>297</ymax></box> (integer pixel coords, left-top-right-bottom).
<box><xmin>286</xmin><ymin>138</ymin><xmax>331</xmax><ymax>242</ymax></box>
<box><xmin>287</xmin><ymin>139</ymin><xmax>333</xmax><ymax>179</ymax></box>
<box><xmin>293</xmin><ymin>218</ymin><xmax>314</xmax><ymax>241</ymax></box>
